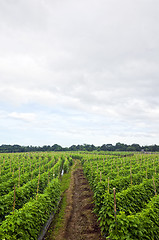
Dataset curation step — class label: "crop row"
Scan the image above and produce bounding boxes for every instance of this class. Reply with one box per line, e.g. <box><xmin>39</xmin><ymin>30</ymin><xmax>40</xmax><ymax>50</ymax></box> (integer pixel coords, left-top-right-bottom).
<box><xmin>0</xmin><ymin>153</ymin><xmax>50</xmax><ymax>176</ymax></box>
<box><xmin>0</xmin><ymin>157</ymin><xmax>65</xmax><ymax>223</ymax></box>
<box><xmin>0</xmin><ymin>153</ymin><xmax>73</xmax><ymax>240</ymax></box>
<box><xmin>80</xmin><ymin>152</ymin><xmax>159</xmax><ymax>239</ymax></box>
<box><xmin>0</xmin><ymin>153</ymin><xmax>57</xmax><ymax>183</ymax></box>
<box><xmin>0</xmin><ymin>156</ymin><xmax>56</xmax><ymax>196</ymax></box>
<box><xmin>0</xmin><ymin>178</ymin><xmax>61</xmax><ymax>240</ymax></box>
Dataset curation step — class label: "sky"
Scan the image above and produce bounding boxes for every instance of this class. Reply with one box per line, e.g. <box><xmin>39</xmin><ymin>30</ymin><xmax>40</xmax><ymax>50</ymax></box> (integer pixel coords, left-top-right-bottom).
<box><xmin>0</xmin><ymin>0</ymin><xmax>159</xmax><ymax>147</ymax></box>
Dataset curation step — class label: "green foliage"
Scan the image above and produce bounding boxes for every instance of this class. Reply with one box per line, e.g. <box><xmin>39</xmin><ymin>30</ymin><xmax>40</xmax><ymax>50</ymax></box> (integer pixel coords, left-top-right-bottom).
<box><xmin>109</xmin><ymin>195</ymin><xmax>159</xmax><ymax>240</ymax></box>
<box><xmin>80</xmin><ymin>152</ymin><xmax>159</xmax><ymax>239</ymax></box>
<box><xmin>0</xmin><ymin>178</ymin><xmax>61</xmax><ymax>240</ymax></box>
<box><xmin>1</xmin><ymin>142</ymin><xmax>159</xmax><ymax>153</ymax></box>
<box><xmin>0</xmin><ymin>152</ymin><xmax>72</xmax><ymax>239</ymax></box>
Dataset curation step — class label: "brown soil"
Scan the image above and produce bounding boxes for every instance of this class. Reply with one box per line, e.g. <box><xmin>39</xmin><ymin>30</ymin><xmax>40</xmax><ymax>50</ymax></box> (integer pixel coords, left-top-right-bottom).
<box><xmin>55</xmin><ymin>167</ymin><xmax>105</xmax><ymax>240</ymax></box>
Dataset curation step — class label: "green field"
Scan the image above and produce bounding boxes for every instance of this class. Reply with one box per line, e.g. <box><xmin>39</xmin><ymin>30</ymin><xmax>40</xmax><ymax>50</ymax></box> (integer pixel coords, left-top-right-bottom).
<box><xmin>0</xmin><ymin>151</ymin><xmax>159</xmax><ymax>239</ymax></box>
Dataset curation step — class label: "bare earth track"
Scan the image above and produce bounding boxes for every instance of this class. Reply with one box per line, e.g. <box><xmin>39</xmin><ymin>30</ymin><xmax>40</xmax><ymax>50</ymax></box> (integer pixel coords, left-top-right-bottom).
<box><xmin>49</xmin><ymin>166</ymin><xmax>105</xmax><ymax>240</ymax></box>
<box><xmin>63</xmin><ymin>168</ymin><xmax>105</xmax><ymax>240</ymax></box>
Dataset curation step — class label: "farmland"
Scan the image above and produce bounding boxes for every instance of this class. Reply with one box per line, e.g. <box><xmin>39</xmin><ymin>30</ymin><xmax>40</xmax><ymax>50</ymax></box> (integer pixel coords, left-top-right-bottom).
<box><xmin>0</xmin><ymin>151</ymin><xmax>159</xmax><ymax>239</ymax></box>
<box><xmin>0</xmin><ymin>152</ymin><xmax>73</xmax><ymax>239</ymax></box>
<box><xmin>81</xmin><ymin>152</ymin><xmax>159</xmax><ymax>239</ymax></box>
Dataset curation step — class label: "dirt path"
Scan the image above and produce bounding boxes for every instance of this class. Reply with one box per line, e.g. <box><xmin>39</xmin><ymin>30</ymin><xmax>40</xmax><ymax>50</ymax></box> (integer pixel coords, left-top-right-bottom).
<box><xmin>55</xmin><ymin>167</ymin><xmax>105</xmax><ymax>240</ymax></box>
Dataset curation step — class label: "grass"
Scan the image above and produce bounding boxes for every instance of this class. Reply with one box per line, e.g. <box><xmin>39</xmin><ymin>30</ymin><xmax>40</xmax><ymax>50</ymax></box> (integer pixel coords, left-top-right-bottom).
<box><xmin>44</xmin><ymin>160</ymin><xmax>80</xmax><ymax>240</ymax></box>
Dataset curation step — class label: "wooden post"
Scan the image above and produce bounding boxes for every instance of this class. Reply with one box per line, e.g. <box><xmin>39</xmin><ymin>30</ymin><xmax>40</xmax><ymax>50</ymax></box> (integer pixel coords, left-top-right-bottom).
<box><xmin>36</xmin><ymin>167</ymin><xmax>41</xmax><ymax>200</ymax></box>
<box><xmin>13</xmin><ymin>184</ymin><xmax>16</xmax><ymax>214</ymax></box>
<box><xmin>152</xmin><ymin>176</ymin><xmax>157</xmax><ymax>197</ymax></box>
<box><xmin>130</xmin><ymin>168</ymin><xmax>132</xmax><ymax>185</ymax></box>
<box><xmin>130</xmin><ymin>160</ymin><xmax>132</xmax><ymax>185</ymax></box>
<box><xmin>113</xmin><ymin>188</ymin><xmax>117</xmax><ymax>231</ymax></box>
<box><xmin>100</xmin><ymin>171</ymin><xmax>102</xmax><ymax>182</ymax></box>
<box><xmin>23</xmin><ymin>160</ymin><xmax>25</xmax><ymax>174</ymax></box>
<box><xmin>18</xmin><ymin>167</ymin><xmax>20</xmax><ymax>188</ymax></box>
<box><xmin>103</xmin><ymin>158</ymin><xmax>105</xmax><ymax>171</ymax></box>
<box><xmin>53</xmin><ymin>168</ymin><xmax>55</xmax><ymax>178</ymax></box>
<box><xmin>108</xmin><ymin>177</ymin><xmax>109</xmax><ymax>194</ymax></box>
<box><xmin>12</xmin><ymin>168</ymin><xmax>14</xmax><ymax>177</ymax></box>
<box><xmin>39</xmin><ymin>157</ymin><xmax>41</xmax><ymax>169</ymax></box>
<box><xmin>113</xmin><ymin>188</ymin><xmax>117</xmax><ymax>215</ymax></box>
<box><xmin>97</xmin><ymin>163</ymin><xmax>99</xmax><ymax>181</ymax></box>
<box><xmin>146</xmin><ymin>167</ymin><xmax>147</xmax><ymax>179</ymax></box>
<box><xmin>90</xmin><ymin>162</ymin><xmax>93</xmax><ymax>174</ymax></box>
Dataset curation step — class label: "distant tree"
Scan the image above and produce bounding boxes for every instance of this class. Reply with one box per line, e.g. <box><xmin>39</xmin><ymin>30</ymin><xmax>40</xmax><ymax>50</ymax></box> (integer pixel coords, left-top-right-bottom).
<box><xmin>69</xmin><ymin>145</ymin><xmax>77</xmax><ymax>151</ymax></box>
<box><xmin>41</xmin><ymin>145</ymin><xmax>51</xmax><ymax>151</ymax></box>
<box><xmin>131</xmin><ymin>144</ymin><xmax>141</xmax><ymax>151</ymax></box>
<box><xmin>0</xmin><ymin>143</ymin><xmax>158</xmax><ymax>153</ymax></box>
<box><xmin>51</xmin><ymin>144</ymin><xmax>63</xmax><ymax>151</ymax></box>
<box><xmin>101</xmin><ymin>144</ymin><xmax>114</xmax><ymax>151</ymax></box>
<box><xmin>115</xmin><ymin>142</ymin><xmax>127</xmax><ymax>151</ymax></box>
<box><xmin>83</xmin><ymin>144</ymin><xmax>96</xmax><ymax>151</ymax></box>
<box><xmin>101</xmin><ymin>144</ymin><xmax>107</xmax><ymax>151</ymax></box>
<box><xmin>127</xmin><ymin>146</ymin><xmax>136</xmax><ymax>151</ymax></box>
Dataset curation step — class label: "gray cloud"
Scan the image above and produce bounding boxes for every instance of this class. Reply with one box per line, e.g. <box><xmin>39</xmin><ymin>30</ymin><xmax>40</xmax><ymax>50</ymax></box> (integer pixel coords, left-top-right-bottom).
<box><xmin>0</xmin><ymin>0</ymin><xmax>159</xmax><ymax>146</ymax></box>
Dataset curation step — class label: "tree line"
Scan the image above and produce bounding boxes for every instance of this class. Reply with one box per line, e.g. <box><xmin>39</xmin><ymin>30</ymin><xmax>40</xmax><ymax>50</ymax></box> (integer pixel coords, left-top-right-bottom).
<box><xmin>0</xmin><ymin>143</ymin><xmax>159</xmax><ymax>153</ymax></box>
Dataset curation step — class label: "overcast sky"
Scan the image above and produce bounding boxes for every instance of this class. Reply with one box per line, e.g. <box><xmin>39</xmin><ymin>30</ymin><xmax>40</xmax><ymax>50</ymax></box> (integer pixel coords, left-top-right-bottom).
<box><xmin>0</xmin><ymin>0</ymin><xmax>159</xmax><ymax>147</ymax></box>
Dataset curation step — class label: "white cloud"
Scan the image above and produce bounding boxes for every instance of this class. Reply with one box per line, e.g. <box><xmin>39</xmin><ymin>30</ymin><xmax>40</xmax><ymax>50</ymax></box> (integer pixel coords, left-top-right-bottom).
<box><xmin>0</xmin><ymin>0</ymin><xmax>159</xmax><ymax>146</ymax></box>
<box><xmin>8</xmin><ymin>112</ymin><xmax>36</xmax><ymax>122</ymax></box>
